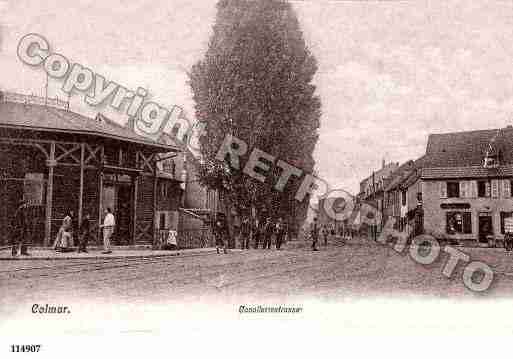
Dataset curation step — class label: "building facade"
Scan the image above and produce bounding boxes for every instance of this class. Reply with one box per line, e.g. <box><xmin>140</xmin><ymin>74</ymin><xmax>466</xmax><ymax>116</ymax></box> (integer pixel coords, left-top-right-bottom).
<box><xmin>0</xmin><ymin>92</ymin><xmax>181</xmax><ymax>247</ymax></box>
<box><xmin>363</xmin><ymin>127</ymin><xmax>513</xmax><ymax>245</ymax></box>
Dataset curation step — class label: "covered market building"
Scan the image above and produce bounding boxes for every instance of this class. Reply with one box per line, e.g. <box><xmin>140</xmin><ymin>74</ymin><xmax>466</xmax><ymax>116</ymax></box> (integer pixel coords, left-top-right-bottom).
<box><xmin>0</xmin><ymin>92</ymin><xmax>182</xmax><ymax>247</ymax></box>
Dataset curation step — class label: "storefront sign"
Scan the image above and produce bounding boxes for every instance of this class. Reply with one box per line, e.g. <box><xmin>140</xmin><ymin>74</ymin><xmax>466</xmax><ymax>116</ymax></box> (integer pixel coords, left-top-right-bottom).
<box><xmin>440</xmin><ymin>203</ymin><xmax>471</xmax><ymax>209</ymax></box>
<box><xmin>23</xmin><ymin>173</ymin><xmax>44</xmax><ymax>206</ymax></box>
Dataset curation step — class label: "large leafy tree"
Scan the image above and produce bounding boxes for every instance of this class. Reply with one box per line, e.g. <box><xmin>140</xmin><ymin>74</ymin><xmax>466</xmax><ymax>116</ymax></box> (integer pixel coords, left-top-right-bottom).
<box><xmin>190</xmin><ymin>0</ymin><xmax>320</xmax><ymax>240</ymax></box>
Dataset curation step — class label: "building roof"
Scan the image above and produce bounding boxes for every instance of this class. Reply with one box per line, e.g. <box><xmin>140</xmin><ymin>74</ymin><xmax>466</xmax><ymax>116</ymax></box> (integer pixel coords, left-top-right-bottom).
<box><xmin>384</xmin><ymin>160</ymin><xmax>416</xmax><ymax>191</ymax></box>
<box><xmin>360</xmin><ymin>162</ymin><xmax>399</xmax><ymax>185</ymax></box>
<box><xmin>423</xmin><ymin>127</ymin><xmax>513</xmax><ymax>167</ymax></box>
<box><xmin>0</xmin><ymin>99</ymin><xmax>179</xmax><ymax>152</ymax></box>
<box><xmin>421</xmin><ymin>165</ymin><xmax>513</xmax><ymax>180</ymax></box>
<box><xmin>401</xmin><ymin>170</ymin><xmax>420</xmax><ymax>188</ymax></box>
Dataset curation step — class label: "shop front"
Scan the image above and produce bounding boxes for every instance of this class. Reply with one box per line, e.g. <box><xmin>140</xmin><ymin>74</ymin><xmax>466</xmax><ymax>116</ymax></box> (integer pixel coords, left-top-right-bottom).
<box><xmin>0</xmin><ymin>97</ymin><xmax>180</xmax><ymax>247</ymax></box>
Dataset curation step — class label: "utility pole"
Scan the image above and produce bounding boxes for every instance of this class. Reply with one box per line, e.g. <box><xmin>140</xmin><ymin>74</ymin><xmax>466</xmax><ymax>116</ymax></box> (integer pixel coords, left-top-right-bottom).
<box><xmin>44</xmin><ymin>72</ymin><xmax>48</xmax><ymax>106</ymax></box>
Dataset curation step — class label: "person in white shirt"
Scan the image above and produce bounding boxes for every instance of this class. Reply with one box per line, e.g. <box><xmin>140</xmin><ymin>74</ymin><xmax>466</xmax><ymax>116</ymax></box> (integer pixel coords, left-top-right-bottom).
<box><xmin>504</xmin><ymin>215</ymin><xmax>513</xmax><ymax>253</ymax></box>
<box><xmin>100</xmin><ymin>207</ymin><xmax>115</xmax><ymax>254</ymax></box>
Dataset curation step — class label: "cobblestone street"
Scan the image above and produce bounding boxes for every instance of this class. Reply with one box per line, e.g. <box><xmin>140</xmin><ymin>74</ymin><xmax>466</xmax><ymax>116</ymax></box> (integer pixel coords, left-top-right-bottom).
<box><xmin>3</xmin><ymin>238</ymin><xmax>513</xmax><ymax>317</ymax></box>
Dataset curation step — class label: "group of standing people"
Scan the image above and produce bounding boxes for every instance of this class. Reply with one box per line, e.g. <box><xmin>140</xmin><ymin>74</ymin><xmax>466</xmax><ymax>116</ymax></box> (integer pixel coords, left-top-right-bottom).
<box><xmin>10</xmin><ymin>201</ymin><xmax>118</xmax><ymax>257</ymax></box>
<box><xmin>213</xmin><ymin>215</ymin><xmax>288</xmax><ymax>254</ymax></box>
<box><xmin>309</xmin><ymin>218</ymin><xmax>336</xmax><ymax>251</ymax></box>
<box><xmin>53</xmin><ymin>208</ymin><xmax>114</xmax><ymax>254</ymax></box>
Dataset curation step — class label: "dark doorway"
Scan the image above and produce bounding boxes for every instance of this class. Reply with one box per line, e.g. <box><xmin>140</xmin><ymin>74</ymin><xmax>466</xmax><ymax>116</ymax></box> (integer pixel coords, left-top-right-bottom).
<box><xmin>101</xmin><ymin>176</ymin><xmax>133</xmax><ymax>246</ymax></box>
<box><xmin>478</xmin><ymin>215</ymin><xmax>493</xmax><ymax>243</ymax></box>
<box><xmin>414</xmin><ymin>212</ymin><xmax>424</xmax><ymax>236</ymax></box>
<box><xmin>116</xmin><ymin>184</ymin><xmax>132</xmax><ymax>245</ymax></box>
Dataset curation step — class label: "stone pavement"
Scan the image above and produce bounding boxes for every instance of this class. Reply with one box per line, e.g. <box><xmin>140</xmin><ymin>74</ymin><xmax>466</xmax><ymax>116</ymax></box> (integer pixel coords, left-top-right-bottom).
<box><xmin>0</xmin><ymin>246</ymin><xmax>231</xmax><ymax>260</ymax></box>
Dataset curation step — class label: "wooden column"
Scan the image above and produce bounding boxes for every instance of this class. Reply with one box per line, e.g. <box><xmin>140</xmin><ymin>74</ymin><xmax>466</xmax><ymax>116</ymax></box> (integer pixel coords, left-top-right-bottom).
<box><xmin>78</xmin><ymin>143</ymin><xmax>85</xmax><ymax>225</ymax></box>
<box><xmin>97</xmin><ymin>146</ymin><xmax>104</xmax><ymax>243</ymax></box>
<box><xmin>44</xmin><ymin>142</ymin><xmax>56</xmax><ymax>247</ymax></box>
<box><xmin>97</xmin><ymin>171</ymin><xmax>103</xmax><ymax>243</ymax></box>
<box><xmin>132</xmin><ymin>175</ymin><xmax>138</xmax><ymax>245</ymax></box>
<box><xmin>152</xmin><ymin>156</ymin><xmax>158</xmax><ymax>245</ymax></box>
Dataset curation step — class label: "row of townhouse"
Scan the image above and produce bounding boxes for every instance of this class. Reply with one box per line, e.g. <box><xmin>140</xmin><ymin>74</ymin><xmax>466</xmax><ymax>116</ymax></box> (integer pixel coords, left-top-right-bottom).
<box><xmin>361</xmin><ymin>126</ymin><xmax>513</xmax><ymax>245</ymax></box>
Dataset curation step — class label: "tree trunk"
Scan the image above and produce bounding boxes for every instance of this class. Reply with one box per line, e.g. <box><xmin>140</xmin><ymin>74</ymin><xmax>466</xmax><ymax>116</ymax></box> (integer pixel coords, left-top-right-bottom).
<box><xmin>221</xmin><ymin>191</ymin><xmax>235</xmax><ymax>248</ymax></box>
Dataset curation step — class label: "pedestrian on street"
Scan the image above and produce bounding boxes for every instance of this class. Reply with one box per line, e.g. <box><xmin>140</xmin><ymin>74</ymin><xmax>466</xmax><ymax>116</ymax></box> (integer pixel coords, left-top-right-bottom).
<box><xmin>264</xmin><ymin>217</ymin><xmax>274</xmax><ymax>249</ymax></box>
<box><xmin>254</xmin><ymin>217</ymin><xmax>264</xmax><ymax>249</ymax></box>
<box><xmin>163</xmin><ymin>229</ymin><xmax>178</xmax><ymax>250</ymax></box>
<box><xmin>240</xmin><ymin>216</ymin><xmax>251</xmax><ymax>250</ymax></box>
<box><xmin>311</xmin><ymin>217</ymin><xmax>319</xmax><ymax>251</ymax></box>
<box><xmin>322</xmin><ymin>225</ymin><xmax>329</xmax><ymax>246</ymax></box>
<box><xmin>54</xmin><ymin>211</ymin><xmax>74</xmax><ymax>252</ymax></box>
<box><xmin>100</xmin><ymin>208</ymin><xmax>115</xmax><ymax>254</ymax></box>
<box><xmin>214</xmin><ymin>218</ymin><xmax>228</xmax><ymax>254</ymax></box>
<box><xmin>77</xmin><ymin>213</ymin><xmax>91</xmax><ymax>253</ymax></box>
<box><xmin>11</xmin><ymin>200</ymin><xmax>29</xmax><ymax>257</ymax></box>
<box><xmin>504</xmin><ymin>216</ymin><xmax>513</xmax><ymax>253</ymax></box>
<box><xmin>275</xmin><ymin>218</ymin><xmax>286</xmax><ymax>250</ymax></box>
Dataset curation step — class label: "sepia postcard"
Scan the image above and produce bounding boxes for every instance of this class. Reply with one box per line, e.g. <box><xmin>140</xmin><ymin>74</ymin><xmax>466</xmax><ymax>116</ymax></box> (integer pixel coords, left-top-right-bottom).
<box><xmin>2</xmin><ymin>0</ymin><xmax>513</xmax><ymax>357</ymax></box>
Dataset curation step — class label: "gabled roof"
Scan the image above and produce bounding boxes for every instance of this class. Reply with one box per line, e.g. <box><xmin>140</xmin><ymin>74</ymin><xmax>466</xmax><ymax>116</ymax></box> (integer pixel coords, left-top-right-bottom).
<box><xmin>423</xmin><ymin>127</ymin><xmax>513</xmax><ymax>167</ymax></box>
<box><xmin>0</xmin><ymin>101</ymin><xmax>179</xmax><ymax>152</ymax></box>
<box><xmin>401</xmin><ymin>170</ymin><xmax>420</xmax><ymax>188</ymax></box>
<box><xmin>384</xmin><ymin>160</ymin><xmax>416</xmax><ymax>191</ymax></box>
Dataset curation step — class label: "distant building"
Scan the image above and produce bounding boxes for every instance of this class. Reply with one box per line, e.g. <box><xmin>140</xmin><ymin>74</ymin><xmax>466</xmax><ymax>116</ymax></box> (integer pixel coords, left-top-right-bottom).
<box><xmin>358</xmin><ymin>160</ymin><xmax>399</xmax><ymax>237</ymax></box>
<box><xmin>317</xmin><ymin>191</ymin><xmax>357</xmax><ymax>235</ymax></box>
<box><xmin>157</xmin><ymin>135</ymin><xmax>223</xmax><ymax>248</ymax></box>
<box><xmin>383</xmin><ymin>158</ymin><xmax>424</xmax><ymax>237</ymax></box>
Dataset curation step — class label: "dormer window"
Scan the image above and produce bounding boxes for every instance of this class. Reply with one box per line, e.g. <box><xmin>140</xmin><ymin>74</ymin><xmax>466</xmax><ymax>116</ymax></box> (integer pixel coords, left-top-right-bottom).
<box><xmin>483</xmin><ymin>132</ymin><xmax>501</xmax><ymax>168</ymax></box>
<box><xmin>483</xmin><ymin>154</ymin><xmax>499</xmax><ymax>168</ymax></box>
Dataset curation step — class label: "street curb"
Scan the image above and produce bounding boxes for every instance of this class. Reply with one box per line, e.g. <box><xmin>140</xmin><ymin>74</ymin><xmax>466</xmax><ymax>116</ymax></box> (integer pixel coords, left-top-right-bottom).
<box><xmin>0</xmin><ymin>248</ymin><xmax>243</xmax><ymax>261</ymax></box>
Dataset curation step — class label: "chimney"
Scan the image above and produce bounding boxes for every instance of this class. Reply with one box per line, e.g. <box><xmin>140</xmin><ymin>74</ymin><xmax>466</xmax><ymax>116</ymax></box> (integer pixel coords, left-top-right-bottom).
<box><xmin>382</xmin><ymin>159</ymin><xmax>385</xmax><ymax>169</ymax></box>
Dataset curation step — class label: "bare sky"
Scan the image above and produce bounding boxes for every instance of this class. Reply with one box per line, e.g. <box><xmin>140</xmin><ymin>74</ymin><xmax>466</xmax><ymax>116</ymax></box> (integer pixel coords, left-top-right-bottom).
<box><xmin>1</xmin><ymin>0</ymin><xmax>513</xmax><ymax>195</ymax></box>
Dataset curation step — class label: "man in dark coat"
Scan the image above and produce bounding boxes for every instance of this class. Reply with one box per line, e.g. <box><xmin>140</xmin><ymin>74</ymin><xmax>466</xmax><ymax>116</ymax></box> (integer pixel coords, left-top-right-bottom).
<box><xmin>240</xmin><ymin>217</ymin><xmax>251</xmax><ymax>250</ymax></box>
<box><xmin>11</xmin><ymin>200</ymin><xmax>29</xmax><ymax>257</ymax></box>
<box><xmin>311</xmin><ymin>217</ymin><xmax>319</xmax><ymax>251</ymax></box>
<box><xmin>275</xmin><ymin>218</ymin><xmax>286</xmax><ymax>250</ymax></box>
<box><xmin>254</xmin><ymin>218</ymin><xmax>264</xmax><ymax>249</ymax></box>
<box><xmin>214</xmin><ymin>217</ymin><xmax>228</xmax><ymax>254</ymax></box>
<box><xmin>77</xmin><ymin>213</ymin><xmax>91</xmax><ymax>253</ymax></box>
<box><xmin>264</xmin><ymin>217</ymin><xmax>274</xmax><ymax>249</ymax></box>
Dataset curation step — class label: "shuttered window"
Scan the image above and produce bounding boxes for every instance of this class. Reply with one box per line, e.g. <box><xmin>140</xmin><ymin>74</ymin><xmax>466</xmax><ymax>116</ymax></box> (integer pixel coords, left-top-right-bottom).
<box><xmin>440</xmin><ymin>182</ymin><xmax>447</xmax><ymax>198</ymax></box>
<box><xmin>463</xmin><ymin>212</ymin><xmax>472</xmax><ymax>234</ymax></box>
<box><xmin>502</xmin><ymin>179</ymin><xmax>511</xmax><ymax>198</ymax></box>
<box><xmin>501</xmin><ymin>212</ymin><xmax>513</xmax><ymax>234</ymax></box>
<box><xmin>491</xmin><ymin>179</ymin><xmax>499</xmax><ymax>198</ymax></box>
<box><xmin>459</xmin><ymin>181</ymin><xmax>466</xmax><ymax>198</ymax></box>
<box><xmin>447</xmin><ymin>182</ymin><xmax>460</xmax><ymax>198</ymax></box>
<box><xmin>470</xmin><ymin>180</ymin><xmax>478</xmax><ymax>198</ymax></box>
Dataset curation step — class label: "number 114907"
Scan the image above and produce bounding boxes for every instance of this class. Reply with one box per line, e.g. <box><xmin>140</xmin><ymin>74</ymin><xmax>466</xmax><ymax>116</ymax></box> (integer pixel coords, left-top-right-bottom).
<box><xmin>10</xmin><ymin>345</ymin><xmax>41</xmax><ymax>352</ymax></box>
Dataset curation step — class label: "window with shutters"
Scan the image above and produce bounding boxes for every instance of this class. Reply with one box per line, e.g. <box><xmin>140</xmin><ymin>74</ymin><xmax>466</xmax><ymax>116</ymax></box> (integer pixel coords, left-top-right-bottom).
<box><xmin>440</xmin><ymin>182</ymin><xmax>447</xmax><ymax>198</ymax></box>
<box><xmin>503</xmin><ymin>179</ymin><xmax>512</xmax><ymax>198</ymax></box>
<box><xmin>447</xmin><ymin>182</ymin><xmax>460</xmax><ymax>198</ymax></box>
<box><xmin>478</xmin><ymin>180</ymin><xmax>490</xmax><ymax>198</ymax></box>
<box><xmin>160</xmin><ymin>182</ymin><xmax>169</xmax><ymax>197</ymax></box>
<box><xmin>491</xmin><ymin>179</ymin><xmax>499</xmax><ymax>198</ymax></box>
<box><xmin>159</xmin><ymin>213</ymin><xmax>166</xmax><ymax>229</ymax></box>
<box><xmin>501</xmin><ymin>212</ymin><xmax>513</xmax><ymax>234</ymax></box>
<box><xmin>459</xmin><ymin>181</ymin><xmax>465</xmax><ymax>198</ymax></box>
